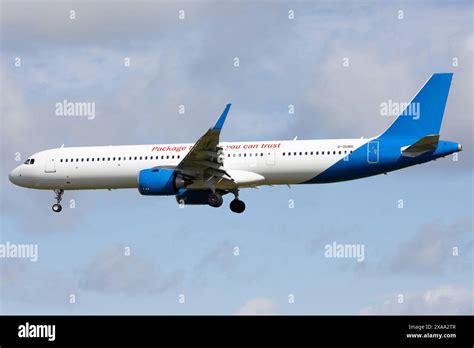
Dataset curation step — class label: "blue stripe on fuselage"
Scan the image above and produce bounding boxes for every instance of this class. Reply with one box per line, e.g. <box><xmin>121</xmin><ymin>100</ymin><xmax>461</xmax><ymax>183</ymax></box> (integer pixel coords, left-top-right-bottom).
<box><xmin>304</xmin><ymin>137</ymin><xmax>460</xmax><ymax>184</ymax></box>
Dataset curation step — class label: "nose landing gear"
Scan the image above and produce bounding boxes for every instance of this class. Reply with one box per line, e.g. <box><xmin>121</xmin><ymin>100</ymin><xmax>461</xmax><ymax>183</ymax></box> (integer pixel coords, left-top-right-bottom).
<box><xmin>52</xmin><ymin>189</ymin><xmax>64</xmax><ymax>213</ymax></box>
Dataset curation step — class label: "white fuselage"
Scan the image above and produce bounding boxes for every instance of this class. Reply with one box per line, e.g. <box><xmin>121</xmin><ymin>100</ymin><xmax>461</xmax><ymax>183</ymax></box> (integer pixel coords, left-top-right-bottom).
<box><xmin>9</xmin><ymin>139</ymin><xmax>368</xmax><ymax>190</ymax></box>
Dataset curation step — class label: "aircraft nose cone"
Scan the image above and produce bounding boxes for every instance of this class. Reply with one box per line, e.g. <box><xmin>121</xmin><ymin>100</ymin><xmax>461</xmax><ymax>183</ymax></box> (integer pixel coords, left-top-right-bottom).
<box><xmin>458</xmin><ymin>143</ymin><xmax>462</xmax><ymax>151</ymax></box>
<box><xmin>9</xmin><ymin>167</ymin><xmax>21</xmax><ymax>185</ymax></box>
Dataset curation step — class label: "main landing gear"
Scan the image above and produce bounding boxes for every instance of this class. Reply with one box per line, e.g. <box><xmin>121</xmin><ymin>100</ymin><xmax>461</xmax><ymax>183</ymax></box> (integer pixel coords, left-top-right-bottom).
<box><xmin>207</xmin><ymin>190</ymin><xmax>246</xmax><ymax>213</ymax></box>
<box><xmin>208</xmin><ymin>192</ymin><xmax>224</xmax><ymax>208</ymax></box>
<box><xmin>230</xmin><ymin>199</ymin><xmax>245</xmax><ymax>214</ymax></box>
<box><xmin>229</xmin><ymin>189</ymin><xmax>245</xmax><ymax>214</ymax></box>
<box><xmin>52</xmin><ymin>189</ymin><xmax>64</xmax><ymax>213</ymax></box>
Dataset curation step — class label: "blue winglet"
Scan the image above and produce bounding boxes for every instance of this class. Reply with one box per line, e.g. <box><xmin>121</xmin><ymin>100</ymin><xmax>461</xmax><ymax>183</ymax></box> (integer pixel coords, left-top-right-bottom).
<box><xmin>213</xmin><ymin>104</ymin><xmax>232</xmax><ymax>130</ymax></box>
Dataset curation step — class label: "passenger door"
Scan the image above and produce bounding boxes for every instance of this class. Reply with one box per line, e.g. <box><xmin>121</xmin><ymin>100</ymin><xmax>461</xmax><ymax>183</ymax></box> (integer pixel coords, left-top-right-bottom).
<box><xmin>367</xmin><ymin>141</ymin><xmax>379</xmax><ymax>164</ymax></box>
<box><xmin>265</xmin><ymin>148</ymin><xmax>276</xmax><ymax>166</ymax></box>
<box><xmin>45</xmin><ymin>152</ymin><xmax>57</xmax><ymax>173</ymax></box>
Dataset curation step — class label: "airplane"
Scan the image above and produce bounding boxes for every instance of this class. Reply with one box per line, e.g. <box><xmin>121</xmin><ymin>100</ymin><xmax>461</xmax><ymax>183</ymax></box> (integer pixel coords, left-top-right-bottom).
<box><xmin>9</xmin><ymin>73</ymin><xmax>461</xmax><ymax>214</ymax></box>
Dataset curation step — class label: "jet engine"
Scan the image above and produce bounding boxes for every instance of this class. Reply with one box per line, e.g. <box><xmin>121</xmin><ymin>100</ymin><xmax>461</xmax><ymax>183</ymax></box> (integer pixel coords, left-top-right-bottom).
<box><xmin>138</xmin><ymin>168</ymin><xmax>187</xmax><ymax>195</ymax></box>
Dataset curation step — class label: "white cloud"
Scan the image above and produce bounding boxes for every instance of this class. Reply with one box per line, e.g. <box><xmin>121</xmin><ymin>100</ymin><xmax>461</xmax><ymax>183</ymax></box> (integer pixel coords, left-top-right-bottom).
<box><xmin>237</xmin><ymin>297</ymin><xmax>277</xmax><ymax>315</ymax></box>
<box><xmin>360</xmin><ymin>285</ymin><xmax>474</xmax><ymax>314</ymax></box>
<box><xmin>0</xmin><ymin>259</ymin><xmax>77</xmax><ymax>310</ymax></box>
<box><xmin>79</xmin><ymin>245</ymin><xmax>183</xmax><ymax>295</ymax></box>
<box><xmin>387</xmin><ymin>219</ymin><xmax>472</xmax><ymax>275</ymax></box>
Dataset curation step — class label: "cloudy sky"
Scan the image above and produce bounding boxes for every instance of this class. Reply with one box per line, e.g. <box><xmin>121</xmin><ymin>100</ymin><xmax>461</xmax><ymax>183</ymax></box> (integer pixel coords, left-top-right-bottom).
<box><xmin>0</xmin><ymin>0</ymin><xmax>472</xmax><ymax>314</ymax></box>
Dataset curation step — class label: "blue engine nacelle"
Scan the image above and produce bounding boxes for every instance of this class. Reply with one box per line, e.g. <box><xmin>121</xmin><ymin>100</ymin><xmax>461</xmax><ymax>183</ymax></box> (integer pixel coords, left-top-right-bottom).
<box><xmin>138</xmin><ymin>168</ymin><xmax>185</xmax><ymax>196</ymax></box>
<box><xmin>175</xmin><ymin>189</ymin><xmax>212</xmax><ymax>205</ymax></box>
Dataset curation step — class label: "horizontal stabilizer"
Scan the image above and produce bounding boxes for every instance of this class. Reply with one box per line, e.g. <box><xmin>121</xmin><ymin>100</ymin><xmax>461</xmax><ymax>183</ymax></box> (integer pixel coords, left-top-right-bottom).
<box><xmin>401</xmin><ymin>134</ymin><xmax>439</xmax><ymax>158</ymax></box>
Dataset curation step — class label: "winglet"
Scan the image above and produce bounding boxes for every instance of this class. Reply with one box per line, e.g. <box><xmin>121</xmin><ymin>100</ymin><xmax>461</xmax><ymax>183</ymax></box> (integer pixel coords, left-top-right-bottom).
<box><xmin>213</xmin><ymin>104</ymin><xmax>232</xmax><ymax>130</ymax></box>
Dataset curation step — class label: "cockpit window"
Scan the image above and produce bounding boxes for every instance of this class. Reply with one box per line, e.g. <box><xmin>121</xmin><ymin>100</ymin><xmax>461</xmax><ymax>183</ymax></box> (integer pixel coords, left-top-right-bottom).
<box><xmin>24</xmin><ymin>159</ymin><xmax>30</xmax><ymax>164</ymax></box>
<box><xmin>30</xmin><ymin>159</ymin><xmax>35</xmax><ymax>164</ymax></box>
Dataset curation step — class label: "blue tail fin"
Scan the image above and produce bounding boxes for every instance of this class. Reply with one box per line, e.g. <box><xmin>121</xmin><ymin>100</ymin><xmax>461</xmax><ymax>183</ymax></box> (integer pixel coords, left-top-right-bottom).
<box><xmin>380</xmin><ymin>73</ymin><xmax>453</xmax><ymax>139</ymax></box>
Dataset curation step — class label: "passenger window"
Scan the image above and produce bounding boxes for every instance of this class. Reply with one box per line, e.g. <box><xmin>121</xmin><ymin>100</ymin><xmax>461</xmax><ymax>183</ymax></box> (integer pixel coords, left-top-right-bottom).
<box><xmin>65</xmin><ymin>159</ymin><xmax>68</xmax><ymax>162</ymax></box>
<box><xmin>108</xmin><ymin>158</ymin><xmax>111</xmax><ymax>161</ymax></box>
<box><xmin>178</xmin><ymin>155</ymin><xmax>180</xmax><ymax>159</ymax></box>
<box><xmin>283</xmin><ymin>152</ymin><xmax>285</xmax><ymax>156</ymax></box>
<box><xmin>144</xmin><ymin>156</ymin><xmax>147</xmax><ymax>160</ymax></box>
<box><xmin>166</xmin><ymin>155</ymin><xmax>169</xmax><ymax>159</ymax></box>
<box><xmin>243</xmin><ymin>153</ymin><xmax>246</xmax><ymax>157</ymax></box>
<box><xmin>161</xmin><ymin>156</ymin><xmax>164</xmax><ymax>159</ymax></box>
<box><xmin>305</xmin><ymin>152</ymin><xmax>308</xmax><ymax>155</ymax></box>
<box><xmin>86</xmin><ymin>158</ymin><xmax>89</xmax><ymax>161</ymax></box>
<box><xmin>60</xmin><ymin>159</ymin><xmax>63</xmax><ymax>162</ymax></box>
<box><xmin>288</xmin><ymin>152</ymin><xmax>291</xmax><ymax>156</ymax></box>
<box><xmin>118</xmin><ymin>157</ymin><xmax>121</xmax><ymax>161</ymax></box>
<box><xmin>81</xmin><ymin>158</ymin><xmax>84</xmax><ymax>162</ymax></box>
<box><xmin>92</xmin><ymin>158</ymin><xmax>94</xmax><ymax>161</ymax></box>
<box><xmin>333</xmin><ymin>151</ymin><xmax>336</xmax><ymax>155</ymax></box>
<box><xmin>261</xmin><ymin>153</ymin><xmax>263</xmax><ymax>156</ymax></box>
<box><xmin>102</xmin><ymin>158</ymin><xmax>105</xmax><ymax>161</ymax></box>
<box><xmin>339</xmin><ymin>151</ymin><xmax>341</xmax><ymax>154</ymax></box>
<box><xmin>172</xmin><ymin>155</ymin><xmax>175</xmax><ymax>159</ymax></box>
<box><xmin>322</xmin><ymin>151</ymin><xmax>325</xmax><ymax>155</ymax></box>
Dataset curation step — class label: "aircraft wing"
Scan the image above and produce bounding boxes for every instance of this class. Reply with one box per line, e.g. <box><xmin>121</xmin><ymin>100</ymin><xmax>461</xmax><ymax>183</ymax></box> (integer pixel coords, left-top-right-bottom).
<box><xmin>175</xmin><ymin>104</ymin><xmax>237</xmax><ymax>189</ymax></box>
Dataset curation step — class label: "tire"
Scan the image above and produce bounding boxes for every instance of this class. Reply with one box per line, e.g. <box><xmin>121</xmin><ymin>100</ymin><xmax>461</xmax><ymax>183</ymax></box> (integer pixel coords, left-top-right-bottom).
<box><xmin>52</xmin><ymin>204</ymin><xmax>62</xmax><ymax>213</ymax></box>
<box><xmin>230</xmin><ymin>199</ymin><xmax>245</xmax><ymax>213</ymax></box>
<box><xmin>208</xmin><ymin>192</ymin><xmax>223</xmax><ymax>208</ymax></box>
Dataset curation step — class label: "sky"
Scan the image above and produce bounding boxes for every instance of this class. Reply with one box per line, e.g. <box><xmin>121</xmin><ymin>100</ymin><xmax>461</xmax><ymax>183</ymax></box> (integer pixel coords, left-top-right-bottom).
<box><xmin>0</xmin><ymin>0</ymin><xmax>473</xmax><ymax>315</ymax></box>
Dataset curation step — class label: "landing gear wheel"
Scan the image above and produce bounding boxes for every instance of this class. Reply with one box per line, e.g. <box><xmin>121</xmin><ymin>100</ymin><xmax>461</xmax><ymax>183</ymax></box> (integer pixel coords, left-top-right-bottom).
<box><xmin>52</xmin><ymin>189</ymin><xmax>64</xmax><ymax>213</ymax></box>
<box><xmin>52</xmin><ymin>204</ymin><xmax>62</xmax><ymax>213</ymax></box>
<box><xmin>230</xmin><ymin>199</ymin><xmax>245</xmax><ymax>213</ymax></box>
<box><xmin>208</xmin><ymin>192</ymin><xmax>223</xmax><ymax>208</ymax></box>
